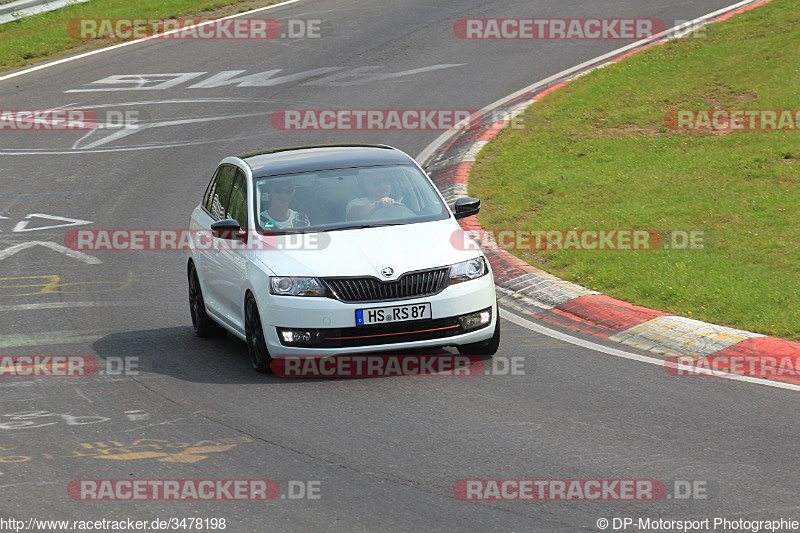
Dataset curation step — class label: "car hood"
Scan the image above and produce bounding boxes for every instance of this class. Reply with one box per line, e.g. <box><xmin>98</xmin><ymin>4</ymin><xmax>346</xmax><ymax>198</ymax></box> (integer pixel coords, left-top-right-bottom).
<box><xmin>254</xmin><ymin>218</ymin><xmax>481</xmax><ymax>278</ymax></box>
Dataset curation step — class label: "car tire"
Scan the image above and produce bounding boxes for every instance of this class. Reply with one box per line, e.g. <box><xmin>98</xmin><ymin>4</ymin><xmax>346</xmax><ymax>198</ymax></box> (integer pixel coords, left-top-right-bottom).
<box><xmin>245</xmin><ymin>293</ymin><xmax>273</xmax><ymax>373</ymax></box>
<box><xmin>457</xmin><ymin>318</ymin><xmax>500</xmax><ymax>357</ymax></box>
<box><xmin>188</xmin><ymin>262</ymin><xmax>225</xmax><ymax>338</ymax></box>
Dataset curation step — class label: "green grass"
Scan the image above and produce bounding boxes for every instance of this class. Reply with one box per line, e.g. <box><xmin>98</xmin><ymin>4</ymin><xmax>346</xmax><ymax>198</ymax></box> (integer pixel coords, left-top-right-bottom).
<box><xmin>470</xmin><ymin>0</ymin><xmax>800</xmax><ymax>340</ymax></box>
<box><xmin>0</xmin><ymin>0</ymin><xmax>274</xmax><ymax>72</ymax></box>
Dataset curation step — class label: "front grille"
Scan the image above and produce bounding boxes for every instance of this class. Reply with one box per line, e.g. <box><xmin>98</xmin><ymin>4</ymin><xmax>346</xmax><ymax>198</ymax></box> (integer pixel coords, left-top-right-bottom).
<box><xmin>323</xmin><ymin>267</ymin><xmax>450</xmax><ymax>303</ymax></box>
<box><xmin>309</xmin><ymin>317</ymin><xmax>464</xmax><ymax>348</ymax></box>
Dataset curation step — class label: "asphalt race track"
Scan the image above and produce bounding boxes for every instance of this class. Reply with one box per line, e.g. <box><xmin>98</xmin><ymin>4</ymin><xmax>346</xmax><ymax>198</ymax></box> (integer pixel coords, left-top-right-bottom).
<box><xmin>1</xmin><ymin>1</ymin><xmax>798</xmax><ymax>531</ymax></box>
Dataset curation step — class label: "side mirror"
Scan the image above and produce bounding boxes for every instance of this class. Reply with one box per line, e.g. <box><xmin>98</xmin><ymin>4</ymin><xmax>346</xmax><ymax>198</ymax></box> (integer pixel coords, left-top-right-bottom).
<box><xmin>453</xmin><ymin>197</ymin><xmax>481</xmax><ymax>219</ymax></box>
<box><xmin>211</xmin><ymin>219</ymin><xmax>247</xmax><ymax>242</ymax></box>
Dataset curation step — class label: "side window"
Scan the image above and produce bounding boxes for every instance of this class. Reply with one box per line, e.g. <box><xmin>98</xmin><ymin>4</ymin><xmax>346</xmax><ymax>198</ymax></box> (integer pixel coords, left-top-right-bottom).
<box><xmin>202</xmin><ymin>167</ymin><xmax>222</xmax><ymax>214</ymax></box>
<box><xmin>207</xmin><ymin>165</ymin><xmax>237</xmax><ymax>220</ymax></box>
<box><xmin>227</xmin><ymin>170</ymin><xmax>248</xmax><ymax>229</ymax></box>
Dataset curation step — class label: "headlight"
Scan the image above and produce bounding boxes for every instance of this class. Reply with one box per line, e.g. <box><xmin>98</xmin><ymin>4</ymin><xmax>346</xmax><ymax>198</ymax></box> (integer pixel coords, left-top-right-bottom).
<box><xmin>449</xmin><ymin>257</ymin><xmax>487</xmax><ymax>284</ymax></box>
<box><xmin>270</xmin><ymin>277</ymin><xmax>326</xmax><ymax>297</ymax></box>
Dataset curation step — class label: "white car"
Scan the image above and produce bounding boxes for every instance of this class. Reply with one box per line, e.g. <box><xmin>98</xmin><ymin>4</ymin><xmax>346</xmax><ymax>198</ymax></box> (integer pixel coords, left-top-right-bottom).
<box><xmin>188</xmin><ymin>144</ymin><xmax>499</xmax><ymax>372</ymax></box>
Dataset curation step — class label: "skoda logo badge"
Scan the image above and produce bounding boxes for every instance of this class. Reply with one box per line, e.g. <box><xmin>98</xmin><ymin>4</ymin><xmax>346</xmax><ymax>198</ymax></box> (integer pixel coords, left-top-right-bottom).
<box><xmin>381</xmin><ymin>267</ymin><xmax>394</xmax><ymax>278</ymax></box>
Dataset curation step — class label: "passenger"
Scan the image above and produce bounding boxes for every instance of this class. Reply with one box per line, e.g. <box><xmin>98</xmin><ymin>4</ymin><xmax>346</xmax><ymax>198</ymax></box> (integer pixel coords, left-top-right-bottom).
<box><xmin>260</xmin><ymin>181</ymin><xmax>309</xmax><ymax>229</ymax></box>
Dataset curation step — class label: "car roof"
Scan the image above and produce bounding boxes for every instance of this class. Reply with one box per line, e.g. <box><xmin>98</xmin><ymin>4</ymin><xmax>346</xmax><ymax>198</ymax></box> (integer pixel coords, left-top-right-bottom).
<box><xmin>238</xmin><ymin>144</ymin><xmax>415</xmax><ymax>178</ymax></box>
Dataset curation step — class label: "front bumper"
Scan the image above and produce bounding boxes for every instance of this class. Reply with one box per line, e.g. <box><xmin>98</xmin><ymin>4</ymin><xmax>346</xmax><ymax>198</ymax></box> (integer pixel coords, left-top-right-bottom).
<box><xmin>277</xmin><ymin>307</ymin><xmax>491</xmax><ymax>348</ymax></box>
<box><xmin>259</xmin><ymin>274</ymin><xmax>497</xmax><ymax>356</ymax></box>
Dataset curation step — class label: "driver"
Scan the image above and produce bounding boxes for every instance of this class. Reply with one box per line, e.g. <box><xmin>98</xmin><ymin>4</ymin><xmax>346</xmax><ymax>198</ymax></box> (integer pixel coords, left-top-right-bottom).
<box><xmin>260</xmin><ymin>180</ymin><xmax>310</xmax><ymax>230</ymax></box>
<box><xmin>345</xmin><ymin>175</ymin><xmax>397</xmax><ymax>220</ymax></box>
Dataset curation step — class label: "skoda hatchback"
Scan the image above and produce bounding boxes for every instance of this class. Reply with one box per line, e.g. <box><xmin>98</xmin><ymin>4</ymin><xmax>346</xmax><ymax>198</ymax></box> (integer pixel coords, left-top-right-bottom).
<box><xmin>188</xmin><ymin>144</ymin><xmax>499</xmax><ymax>372</ymax></box>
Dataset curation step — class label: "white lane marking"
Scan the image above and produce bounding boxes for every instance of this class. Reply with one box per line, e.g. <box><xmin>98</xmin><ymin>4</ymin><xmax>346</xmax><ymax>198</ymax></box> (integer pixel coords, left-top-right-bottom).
<box><xmin>12</xmin><ymin>213</ymin><xmax>92</xmax><ymax>232</ymax></box>
<box><xmin>0</xmin><ymin>0</ymin><xmax>305</xmax><ymax>83</ymax></box>
<box><xmin>0</xmin><ymin>482</ymin><xmax>59</xmax><ymax>488</ymax></box>
<box><xmin>0</xmin><ymin>99</ymin><xmax>302</xmax><ymax>154</ymax></box>
<box><xmin>499</xmin><ymin>308</ymin><xmax>800</xmax><ymax>392</ymax></box>
<box><xmin>124</xmin><ymin>410</ymin><xmax>150</xmax><ymax>421</ymax></box>
<box><xmin>66</xmin><ymin>97</ymin><xmax>274</xmax><ymax>108</ymax></box>
<box><xmin>124</xmin><ymin>416</ymin><xmax>190</xmax><ymax>432</ymax></box>
<box><xmin>73</xmin><ymin>110</ymin><xmax>273</xmax><ymax>149</ymax></box>
<box><xmin>0</xmin><ymin>329</ymin><xmax>106</xmax><ymax>348</ymax></box>
<box><xmin>0</xmin><ymin>0</ymin><xmax>755</xmax><ymax>88</ymax></box>
<box><xmin>0</xmin><ymin>241</ymin><xmax>101</xmax><ymax>264</ymax></box>
<box><xmin>0</xmin><ymin>301</ymin><xmax>142</xmax><ymax>311</ymax></box>
<box><xmin>66</xmin><ymin>72</ymin><xmax>207</xmax><ymax>92</ymax></box>
<box><xmin>412</xmin><ymin>0</ymin><xmax>778</xmax><ymax>390</ymax></box>
<box><xmin>417</xmin><ymin>0</ymin><xmax>763</xmax><ymax>165</ymax></box>
<box><xmin>0</xmin><ymin>411</ymin><xmax>110</xmax><ymax>430</ymax></box>
<box><xmin>0</xmin><ymin>0</ymin><xmax>773</xmax><ymax>390</ymax></box>
<box><xmin>64</xmin><ymin>65</ymin><xmax>463</xmax><ymax>92</ymax></box>
<box><xmin>75</xmin><ymin>388</ymin><xmax>92</xmax><ymax>403</ymax></box>
<box><xmin>72</xmin><ymin>124</ymin><xmax>147</xmax><ymax>150</ymax></box>
<box><xmin>304</xmin><ymin>64</ymin><xmax>464</xmax><ymax>87</ymax></box>
<box><xmin>0</xmin><ymin>195</ymin><xmax>28</xmax><ymax>217</ymax></box>
<box><xmin>0</xmin><ymin>135</ymin><xmax>258</xmax><ymax>155</ymax></box>
<box><xmin>0</xmin><ymin>0</ymin><xmax>93</xmax><ymax>25</ymax></box>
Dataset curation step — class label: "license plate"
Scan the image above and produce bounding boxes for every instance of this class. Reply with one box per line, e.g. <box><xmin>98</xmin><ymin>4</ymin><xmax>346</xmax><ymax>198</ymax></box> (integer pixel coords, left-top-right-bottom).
<box><xmin>356</xmin><ymin>303</ymin><xmax>432</xmax><ymax>325</ymax></box>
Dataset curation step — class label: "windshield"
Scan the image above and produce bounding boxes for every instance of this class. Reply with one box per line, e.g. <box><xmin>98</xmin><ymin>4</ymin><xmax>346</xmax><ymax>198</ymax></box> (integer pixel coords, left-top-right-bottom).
<box><xmin>253</xmin><ymin>164</ymin><xmax>449</xmax><ymax>233</ymax></box>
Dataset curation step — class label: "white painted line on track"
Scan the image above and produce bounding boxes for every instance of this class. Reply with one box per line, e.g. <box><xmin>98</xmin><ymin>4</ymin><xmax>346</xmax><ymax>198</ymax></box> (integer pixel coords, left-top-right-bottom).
<box><xmin>412</xmin><ymin>0</ymin><xmax>780</xmax><ymax>392</ymax></box>
<box><xmin>0</xmin><ymin>0</ymin><xmax>759</xmax><ymax>90</ymax></box>
<box><xmin>417</xmin><ymin>0</ymin><xmax>763</xmax><ymax>165</ymax></box>
<box><xmin>0</xmin><ymin>0</ymin><xmax>93</xmax><ymax>25</ymax></box>
<box><xmin>0</xmin><ymin>0</ymin><xmax>305</xmax><ymax>82</ymax></box>
<box><xmin>0</xmin><ymin>301</ymin><xmax>143</xmax><ymax>311</ymax></box>
<box><xmin>499</xmin><ymin>308</ymin><xmax>800</xmax><ymax>393</ymax></box>
<box><xmin>0</xmin><ymin>329</ymin><xmax>106</xmax><ymax>348</ymax></box>
<box><xmin>0</xmin><ymin>241</ymin><xmax>101</xmax><ymax>264</ymax></box>
<box><xmin>0</xmin><ymin>0</ymin><xmax>778</xmax><ymax>391</ymax></box>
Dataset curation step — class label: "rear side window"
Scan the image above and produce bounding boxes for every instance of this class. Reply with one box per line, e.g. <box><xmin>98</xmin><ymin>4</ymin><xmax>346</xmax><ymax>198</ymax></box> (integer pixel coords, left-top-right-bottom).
<box><xmin>205</xmin><ymin>165</ymin><xmax>237</xmax><ymax>220</ymax></box>
<box><xmin>227</xmin><ymin>170</ymin><xmax>248</xmax><ymax>228</ymax></box>
<box><xmin>202</xmin><ymin>166</ymin><xmax>222</xmax><ymax>213</ymax></box>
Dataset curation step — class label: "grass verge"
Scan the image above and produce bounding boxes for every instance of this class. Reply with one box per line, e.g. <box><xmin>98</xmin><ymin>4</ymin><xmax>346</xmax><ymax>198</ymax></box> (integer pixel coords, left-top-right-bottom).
<box><xmin>470</xmin><ymin>0</ymin><xmax>800</xmax><ymax>340</ymax></box>
<box><xmin>0</xmin><ymin>0</ymin><xmax>277</xmax><ymax>72</ymax></box>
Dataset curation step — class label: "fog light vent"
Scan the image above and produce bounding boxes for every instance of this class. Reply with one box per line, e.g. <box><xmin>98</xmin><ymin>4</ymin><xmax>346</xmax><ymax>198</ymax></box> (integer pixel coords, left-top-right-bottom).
<box><xmin>458</xmin><ymin>308</ymin><xmax>492</xmax><ymax>332</ymax></box>
<box><xmin>278</xmin><ymin>329</ymin><xmax>323</xmax><ymax>346</ymax></box>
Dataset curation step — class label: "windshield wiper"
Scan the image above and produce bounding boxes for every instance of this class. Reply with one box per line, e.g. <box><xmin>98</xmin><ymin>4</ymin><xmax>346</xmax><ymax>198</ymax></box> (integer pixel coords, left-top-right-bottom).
<box><xmin>327</xmin><ymin>222</ymin><xmax>404</xmax><ymax>232</ymax></box>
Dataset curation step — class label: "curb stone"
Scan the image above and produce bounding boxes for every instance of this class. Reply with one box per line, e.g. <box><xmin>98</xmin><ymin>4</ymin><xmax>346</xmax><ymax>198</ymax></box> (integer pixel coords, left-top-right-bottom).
<box><xmin>423</xmin><ymin>0</ymin><xmax>800</xmax><ymax>385</ymax></box>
